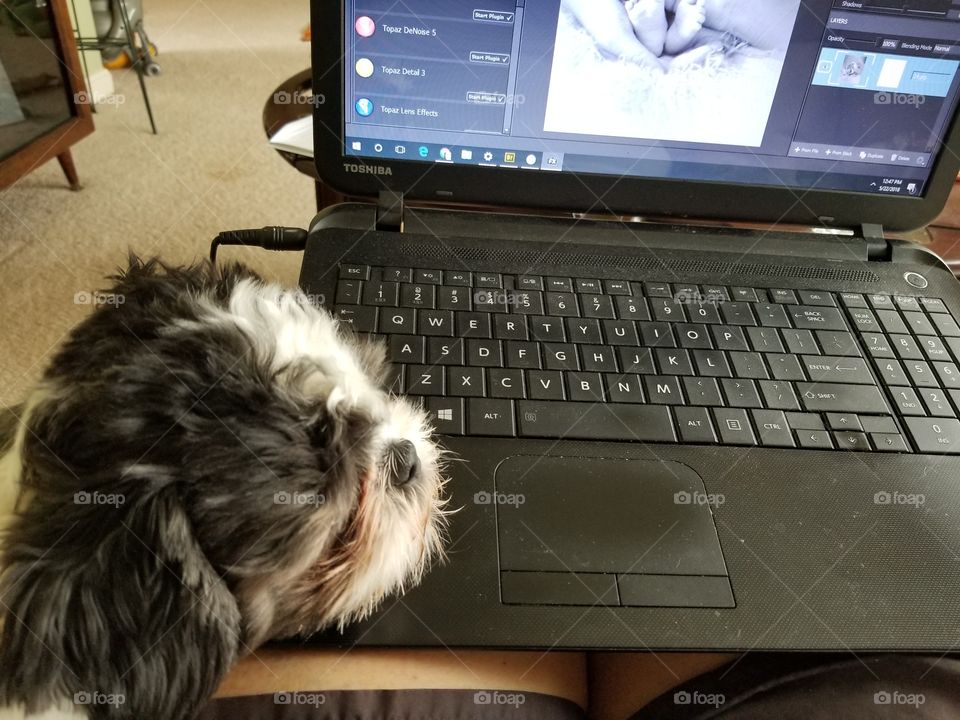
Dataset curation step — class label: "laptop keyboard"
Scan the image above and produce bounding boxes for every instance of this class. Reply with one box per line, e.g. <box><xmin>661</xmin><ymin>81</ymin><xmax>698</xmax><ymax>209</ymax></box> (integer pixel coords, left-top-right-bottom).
<box><xmin>334</xmin><ymin>264</ymin><xmax>960</xmax><ymax>454</ymax></box>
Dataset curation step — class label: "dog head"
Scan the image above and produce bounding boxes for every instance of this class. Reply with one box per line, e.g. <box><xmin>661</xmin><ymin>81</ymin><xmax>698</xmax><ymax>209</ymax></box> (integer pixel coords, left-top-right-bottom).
<box><xmin>0</xmin><ymin>257</ymin><xmax>448</xmax><ymax>718</ymax></box>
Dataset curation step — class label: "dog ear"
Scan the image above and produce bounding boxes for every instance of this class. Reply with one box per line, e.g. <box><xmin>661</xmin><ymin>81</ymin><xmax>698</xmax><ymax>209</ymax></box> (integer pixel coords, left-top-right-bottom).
<box><xmin>0</xmin><ymin>482</ymin><xmax>242</xmax><ymax>719</ymax></box>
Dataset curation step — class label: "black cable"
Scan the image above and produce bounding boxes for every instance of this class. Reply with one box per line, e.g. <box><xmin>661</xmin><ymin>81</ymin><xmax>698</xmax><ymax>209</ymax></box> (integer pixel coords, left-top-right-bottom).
<box><xmin>210</xmin><ymin>226</ymin><xmax>309</xmax><ymax>265</ymax></box>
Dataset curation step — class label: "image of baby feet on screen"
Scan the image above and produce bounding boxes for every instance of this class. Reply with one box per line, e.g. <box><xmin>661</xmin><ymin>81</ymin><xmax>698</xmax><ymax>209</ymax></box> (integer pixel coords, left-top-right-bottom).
<box><xmin>549</xmin><ymin>0</ymin><xmax>802</xmax><ymax>147</ymax></box>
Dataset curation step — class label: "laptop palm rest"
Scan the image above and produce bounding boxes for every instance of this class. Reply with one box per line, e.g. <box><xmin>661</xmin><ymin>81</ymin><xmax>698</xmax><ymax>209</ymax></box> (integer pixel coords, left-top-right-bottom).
<box><xmin>495</xmin><ymin>456</ymin><xmax>734</xmax><ymax>608</ymax></box>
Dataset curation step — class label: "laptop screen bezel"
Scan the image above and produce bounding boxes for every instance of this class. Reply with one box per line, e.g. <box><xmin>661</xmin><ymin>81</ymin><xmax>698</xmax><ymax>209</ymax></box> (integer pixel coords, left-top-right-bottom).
<box><xmin>312</xmin><ymin>2</ymin><xmax>960</xmax><ymax>232</ymax></box>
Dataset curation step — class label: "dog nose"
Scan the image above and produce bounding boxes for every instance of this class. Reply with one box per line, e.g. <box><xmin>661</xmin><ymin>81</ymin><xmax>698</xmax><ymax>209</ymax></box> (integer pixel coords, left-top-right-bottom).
<box><xmin>391</xmin><ymin>440</ymin><xmax>421</xmax><ymax>487</ymax></box>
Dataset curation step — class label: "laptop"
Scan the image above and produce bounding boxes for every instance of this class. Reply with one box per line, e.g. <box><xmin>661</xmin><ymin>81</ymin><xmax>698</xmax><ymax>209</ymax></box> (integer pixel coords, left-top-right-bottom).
<box><xmin>301</xmin><ymin>0</ymin><xmax>960</xmax><ymax>651</ymax></box>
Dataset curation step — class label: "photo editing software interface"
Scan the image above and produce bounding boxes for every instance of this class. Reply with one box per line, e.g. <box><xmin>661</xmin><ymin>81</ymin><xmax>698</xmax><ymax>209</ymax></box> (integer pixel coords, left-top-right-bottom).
<box><xmin>344</xmin><ymin>0</ymin><xmax>960</xmax><ymax>197</ymax></box>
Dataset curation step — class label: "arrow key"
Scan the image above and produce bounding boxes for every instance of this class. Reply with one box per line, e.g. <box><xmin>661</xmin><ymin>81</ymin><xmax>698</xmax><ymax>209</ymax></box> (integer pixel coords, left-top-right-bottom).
<box><xmin>827</xmin><ymin>413</ymin><xmax>862</xmax><ymax>431</ymax></box>
<box><xmin>833</xmin><ymin>431</ymin><xmax>870</xmax><ymax>451</ymax></box>
<box><xmin>798</xmin><ymin>430</ymin><xmax>833</xmax><ymax>449</ymax></box>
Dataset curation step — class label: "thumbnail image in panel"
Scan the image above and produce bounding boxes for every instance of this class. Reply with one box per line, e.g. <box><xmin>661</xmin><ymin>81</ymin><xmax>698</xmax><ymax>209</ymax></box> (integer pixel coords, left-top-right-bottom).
<box><xmin>544</xmin><ymin>0</ymin><xmax>801</xmax><ymax>148</ymax></box>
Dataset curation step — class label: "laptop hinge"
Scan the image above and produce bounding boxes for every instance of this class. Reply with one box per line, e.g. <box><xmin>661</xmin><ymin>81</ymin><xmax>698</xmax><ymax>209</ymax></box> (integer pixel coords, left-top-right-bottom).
<box><xmin>861</xmin><ymin>223</ymin><xmax>891</xmax><ymax>261</ymax></box>
<box><xmin>376</xmin><ymin>190</ymin><xmax>404</xmax><ymax>232</ymax></box>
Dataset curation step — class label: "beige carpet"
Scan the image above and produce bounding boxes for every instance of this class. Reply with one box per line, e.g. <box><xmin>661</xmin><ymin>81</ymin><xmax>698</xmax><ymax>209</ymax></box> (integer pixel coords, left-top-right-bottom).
<box><xmin>0</xmin><ymin>0</ymin><xmax>316</xmax><ymax>406</ymax></box>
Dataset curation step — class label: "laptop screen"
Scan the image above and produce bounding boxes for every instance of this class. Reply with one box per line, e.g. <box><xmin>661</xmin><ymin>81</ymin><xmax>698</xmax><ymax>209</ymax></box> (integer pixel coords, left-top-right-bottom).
<box><xmin>342</xmin><ymin>0</ymin><xmax>960</xmax><ymax>199</ymax></box>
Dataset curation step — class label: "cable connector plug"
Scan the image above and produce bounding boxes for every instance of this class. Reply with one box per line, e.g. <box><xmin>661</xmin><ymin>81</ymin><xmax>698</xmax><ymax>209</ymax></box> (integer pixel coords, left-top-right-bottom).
<box><xmin>210</xmin><ymin>226</ymin><xmax>308</xmax><ymax>264</ymax></box>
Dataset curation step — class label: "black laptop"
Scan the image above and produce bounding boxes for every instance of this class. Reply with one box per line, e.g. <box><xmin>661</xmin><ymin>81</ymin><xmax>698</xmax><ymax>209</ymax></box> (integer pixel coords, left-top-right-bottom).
<box><xmin>300</xmin><ymin>0</ymin><xmax>960</xmax><ymax>651</ymax></box>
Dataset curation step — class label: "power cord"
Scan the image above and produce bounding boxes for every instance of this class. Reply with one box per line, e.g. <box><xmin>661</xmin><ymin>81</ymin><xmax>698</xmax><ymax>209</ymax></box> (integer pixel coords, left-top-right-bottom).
<box><xmin>209</xmin><ymin>226</ymin><xmax>308</xmax><ymax>265</ymax></box>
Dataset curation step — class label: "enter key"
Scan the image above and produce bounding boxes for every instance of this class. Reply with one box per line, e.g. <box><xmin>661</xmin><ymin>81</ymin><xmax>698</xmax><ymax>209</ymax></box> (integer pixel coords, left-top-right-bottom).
<box><xmin>802</xmin><ymin>355</ymin><xmax>874</xmax><ymax>384</ymax></box>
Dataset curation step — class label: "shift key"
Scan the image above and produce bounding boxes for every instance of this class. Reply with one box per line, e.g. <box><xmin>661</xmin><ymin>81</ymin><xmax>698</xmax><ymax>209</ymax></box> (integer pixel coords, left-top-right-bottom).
<box><xmin>797</xmin><ymin>383</ymin><xmax>888</xmax><ymax>414</ymax></box>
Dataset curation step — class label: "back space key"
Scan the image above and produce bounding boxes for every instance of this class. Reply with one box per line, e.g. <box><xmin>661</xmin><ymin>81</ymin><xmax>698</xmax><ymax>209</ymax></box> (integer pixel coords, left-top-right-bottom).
<box><xmin>796</xmin><ymin>383</ymin><xmax>889</xmax><ymax>414</ymax></box>
<box><xmin>518</xmin><ymin>402</ymin><xmax>676</xmax><ymax>443</ymax></box>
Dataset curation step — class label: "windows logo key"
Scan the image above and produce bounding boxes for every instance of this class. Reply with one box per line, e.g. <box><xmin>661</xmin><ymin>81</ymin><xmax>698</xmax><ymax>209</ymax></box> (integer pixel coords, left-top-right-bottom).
<box><xmin>426</xmin><ymin>400</ymin><xmax>464</xmax><ymax>434</ymax></box>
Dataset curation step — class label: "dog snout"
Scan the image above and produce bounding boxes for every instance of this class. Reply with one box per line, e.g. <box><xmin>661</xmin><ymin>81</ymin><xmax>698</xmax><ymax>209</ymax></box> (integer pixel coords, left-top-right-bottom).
<box><xmin>391</xmin><ymin>440</ymin><xmax>421</xmax><ymax>487</ymax></box>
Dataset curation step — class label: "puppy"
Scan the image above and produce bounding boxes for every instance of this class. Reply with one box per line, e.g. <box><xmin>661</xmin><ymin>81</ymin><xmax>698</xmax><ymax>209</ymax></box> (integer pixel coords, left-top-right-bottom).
<box><xmin>0</xmin><ymin>257</ymin><xmax>448</xmax><ymax>719</ymax></box>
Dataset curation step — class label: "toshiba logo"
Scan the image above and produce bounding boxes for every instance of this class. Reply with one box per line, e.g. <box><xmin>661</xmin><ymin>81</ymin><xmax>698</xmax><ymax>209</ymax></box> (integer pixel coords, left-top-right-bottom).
<box><xmin>343</xmin><ymin>163</ymin><xmax>392</xmax><ymax>175</ymax></box>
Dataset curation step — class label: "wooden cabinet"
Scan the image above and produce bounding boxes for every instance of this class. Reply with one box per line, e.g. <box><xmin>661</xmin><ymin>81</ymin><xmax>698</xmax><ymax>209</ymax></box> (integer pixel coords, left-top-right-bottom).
<box><xmin>0</xmin><ymin>0</ymin><xmax>94</xmax><ymax>189</ymax></box>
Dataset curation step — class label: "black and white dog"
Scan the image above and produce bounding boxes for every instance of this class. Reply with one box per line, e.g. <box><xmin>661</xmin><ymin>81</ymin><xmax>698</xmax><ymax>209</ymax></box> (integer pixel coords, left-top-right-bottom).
<box><xmin>0</xmin><ymin>257</ymin><xmax>448</xmax><ymax>719</ymax></box>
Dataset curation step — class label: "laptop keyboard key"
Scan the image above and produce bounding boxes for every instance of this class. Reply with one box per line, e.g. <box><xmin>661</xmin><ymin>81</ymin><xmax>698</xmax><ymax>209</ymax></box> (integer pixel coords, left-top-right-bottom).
<box><xmin>905</xmin><ymin>418</ymin><xmax>960</xmax><ymax>453</ymax></box>
<box><xmin>721</xmin><ymin>379</ymin><xmax>762</xmax><ymax>408</ymax></box>
<box><xmin>489</xmin><ymin>369</ymin><xmax>525</xmax><ymax>399</ymax></box>
<box><xmin>380</xmin><ymin>307</ymin><xmax>416</xmax><ymax>334</ymax></box>
<box><xmin>418</xmin><ymin>310</ymin><xmax>454</xmax><ymax>336</ymax></box>
<box><xmin>614</xmin><ymin>296</ymin><xmax>650</xmax><ymax>321</ymax></box>
<box><xmin>753</xmin><ymin>410</ymin><xmax>795</xmax><ymax>447</ymax></box>
<box><xmin>816</xmin><ymin>331</ymin><xmax>860</xmax><ymax>357</ymax></box>
<box><xmin>888</xmin><ymin>387</ymin><xmax>925</xmax><ymax>416</ymax></box>
<box><xmin>758</xmin><ymin>380</ymin><xmax>800</xmax><ymax>411</ymax></box>
<box><xmin>468</xmin><ymin>399</ymin><xmax>515</xmax><ymax>436</ymax></box>
<box><xmin>789</xmin><ymin>306</ymin><xmax>847</xmax><ymax>331</ymax></box>
<box><xmin>425</xmin><ymin>398</ymin><xmax>465</xmax><ymax>436</ymax></box>
<box><xmin>390</xmin><ymin>335</ymin><xmax>425</xmax><ymax>363</ymax></box>
<box><xmin>335</xmin><ymin>305</ymin><xmax>377</xmax><ymax>332</ymax></box>
<box><xmin>457</xmin><ymin>311</ymin><xmax>491</xmax><ymax>338</ymax></box>
<box><xmin>567</xmin><ymin>372</ymin><xmax>605</xmax><ymax>402</ymax></box>
<box><xmin>801</xmin><ymin>355</ymin><xmax>873</xmax><ymax>384</ymax></box>
<box><xmin>644</xmin><ymin>376</ymin><xmax>683</xmax><ymax>405</ymax></box>
<box><xmin>872</xmin><ymin>433</ymin><xmax>909</xmax><ymax>452</ymax></box>
<box><xmin>543</xmin><ymin>343</ymin><xmax>579</xmax><ymax>371</ymax></box>
<box><xmin>494</xmin><ymin>314</ymin><xmax>529</xmax><ymax>340</ymax></box>
<box><xmin>336</xmin><ymin>280</ymin><xmax>362</xmax><ymax>304</ymax></box>
<box><xmin>517</xmin><ymin>401</ymin><xmax>676</xmax><ymax>442</ymax></box>
<box><xmin>796</xmin><ymin>383</ymin><xmax>888</xmax><ymax>414</ymax></box>
<box><xmin>406</xmin><ymin>365</ymin><xmax>444</xmax><ymax>396</ymax></box>
<box><xmin>618</xmin><ymin>347</ymin><xmax>656</xmax><ymax>374</ymax></box>
<box><xmin>730</xmin><ymin>352</ymin><xmax>768</xmax><ymax>379</ymax></box>
<box><xmin>676</xmin><ymin>407</ymin><xmax>718</xmax><ymax>444</ymax></box>
<box><xmin>362</xmin><ymin>281</ymin><xmax>399</xmax><ymax>306</ymax></box>
<box><xmin>833</xmin><ymin>431</ymin><xmax>870</xmax><ymax>451</ymax></box>
<box><xmin>799</xmin><ymin>430</ymin><xmax>833</xmax><ymax>449</ymax></box>
<box><xmin>605</xmin><ymin>374</ymin><xmax>645</xmax><ymax>403</ymax></box>
<box><xmin>546</xmin><ymin>292</ymin><xmax>579</xmax><ymax>317</ymax></box>
<box><xmin>427</xmin><ymin>338</ymin><xmax>464</xmax><ymax>365</ymax></box>
<box><xmin>768</xmin><ymin>354</ymin><xmax>806</xmax><ymax>382</ymax></box>
<box><xmin>528</xmin><ymin>371</ymin><xmax>565</xmax><ymax>400</ymax></box>
<box><xmin>683</xmin><ymin>377</ymin><xmax>723</xmax><ymax>406</ymax></box>
<box><xmin>582</xmin><ymin>295</ymin><xmax>616</xmax><ymax>319</ymax></box>
<box><xmin>692</xmin><ymin>349</ymin><xmax>731</xmax><ymax>377</ymax></box>
<box><xmin>713</xmin><ymin>408</ymin><xmax>756</xmax><ymax>445</ymax></box>
<box><xmin>467</xmin><ymin>339</ymin><xmax>502</xmax><ymax>367</ymax></box>
<box><xmin>712</xmin><ymin>326</ymin><xmax>749</xmax><ymax>352</ymax></box>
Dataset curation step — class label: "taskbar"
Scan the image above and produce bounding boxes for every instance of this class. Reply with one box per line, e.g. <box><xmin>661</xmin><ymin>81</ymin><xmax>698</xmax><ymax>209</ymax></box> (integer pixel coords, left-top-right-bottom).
<box><xmin>346</xmin><ymin>138</ymin><xmax>928</xmax><ymax>197</ymax></box>
<box><xmin>345</xmin><ymin>137</ymin><xmax>561</xmax><ymax>171</ymax></box>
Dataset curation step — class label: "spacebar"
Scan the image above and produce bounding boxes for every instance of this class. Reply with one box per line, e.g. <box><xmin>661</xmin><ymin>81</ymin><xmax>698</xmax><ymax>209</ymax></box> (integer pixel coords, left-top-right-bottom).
<box><xmin>517</xmin><ymin>402</ymin><xmax>677</xmax><ymax>443</ymax></box>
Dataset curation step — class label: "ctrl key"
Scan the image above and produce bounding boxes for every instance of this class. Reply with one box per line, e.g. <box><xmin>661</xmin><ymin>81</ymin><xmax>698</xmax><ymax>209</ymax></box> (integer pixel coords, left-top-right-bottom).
<box><xmin>468</xmin><ymin>399</ymin><xmax>516</xmax><ymax>437</ymax></box>
<box><xmin>904</xmin><ymin>418</ymin><xmax>960</xmax><ymax>455</ymax></box>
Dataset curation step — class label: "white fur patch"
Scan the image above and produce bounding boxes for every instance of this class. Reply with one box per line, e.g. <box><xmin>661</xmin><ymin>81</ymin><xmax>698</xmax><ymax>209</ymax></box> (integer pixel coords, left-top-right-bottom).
<box><xmin>0</xmin><ymin>702</ymin><xmax>88</xmax><ymax>719</ymax></box>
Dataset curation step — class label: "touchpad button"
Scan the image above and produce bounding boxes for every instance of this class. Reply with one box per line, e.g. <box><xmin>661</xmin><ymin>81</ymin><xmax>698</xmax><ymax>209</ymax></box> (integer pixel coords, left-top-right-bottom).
<box><xmin>495</xmin><ymin>456</ymin><xmax>727</xmax><ymax>577</ymax></box>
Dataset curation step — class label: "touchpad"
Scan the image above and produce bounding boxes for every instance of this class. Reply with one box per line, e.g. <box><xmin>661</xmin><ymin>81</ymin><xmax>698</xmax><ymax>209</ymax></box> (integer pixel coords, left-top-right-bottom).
<box><xmin>495</xmin><ymin>456</ymin><xmax>732</xmax><ymax>607</ymax></box>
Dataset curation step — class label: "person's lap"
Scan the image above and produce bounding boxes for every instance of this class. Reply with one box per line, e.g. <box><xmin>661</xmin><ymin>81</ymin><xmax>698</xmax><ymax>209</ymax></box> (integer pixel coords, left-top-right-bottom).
<box><xmin>204</xmin><ymin>647</ymin><xmax>960</xmax><ymax>719</ymax></box>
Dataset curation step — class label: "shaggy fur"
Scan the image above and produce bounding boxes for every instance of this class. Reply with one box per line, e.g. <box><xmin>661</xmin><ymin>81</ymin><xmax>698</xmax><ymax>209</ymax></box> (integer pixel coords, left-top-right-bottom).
<box><xmin>0</xmin><ymin>257</ymin><xmax>448</xmax><ymax>719</ymax></box>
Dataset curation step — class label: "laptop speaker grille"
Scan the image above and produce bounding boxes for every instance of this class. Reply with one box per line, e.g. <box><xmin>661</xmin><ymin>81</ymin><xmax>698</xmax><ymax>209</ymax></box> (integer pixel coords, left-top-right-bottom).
<box><xmin>395</xmin><ymin>243</ymin><xmax>880</xmax><ymax>284</ymax></box>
